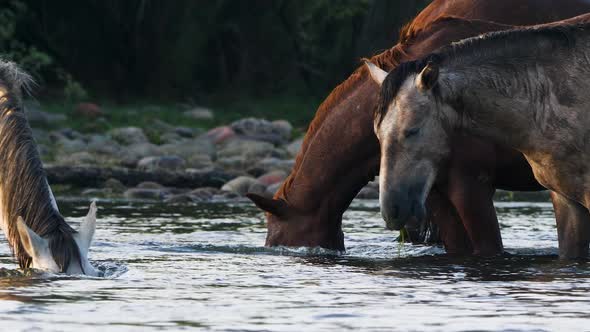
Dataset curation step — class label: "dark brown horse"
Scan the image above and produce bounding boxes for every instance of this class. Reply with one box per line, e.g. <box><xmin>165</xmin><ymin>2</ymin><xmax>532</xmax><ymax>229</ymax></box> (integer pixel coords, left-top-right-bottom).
<box><xmin>247</xmin><ymin>0</ymin><xmax>590</xmax><ymax>255</ymax></box>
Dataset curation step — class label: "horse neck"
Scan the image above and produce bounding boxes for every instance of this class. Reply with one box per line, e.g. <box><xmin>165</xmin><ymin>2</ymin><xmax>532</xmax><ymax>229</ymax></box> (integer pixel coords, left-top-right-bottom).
<box><xmin>0</xmin><ymin>108</ymin><xmax>69</xmax><ymax>268</ymax></box>
<box><xmin>277</xmin><ymin>71</ymin><xmax>380</xmax><ymax>213</ymax></box>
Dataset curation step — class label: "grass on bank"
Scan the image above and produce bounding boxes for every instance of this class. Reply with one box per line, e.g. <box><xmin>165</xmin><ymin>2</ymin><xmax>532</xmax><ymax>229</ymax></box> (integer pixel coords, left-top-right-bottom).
<box><xmin>39</xmin><ymin>94</ymin><xmax>321</xmax><ymax>137</ymax></box>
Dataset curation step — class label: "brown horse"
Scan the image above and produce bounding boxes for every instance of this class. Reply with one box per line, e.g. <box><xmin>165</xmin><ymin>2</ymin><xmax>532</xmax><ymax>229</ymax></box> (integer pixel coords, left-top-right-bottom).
<box><xmin>247</xmin><ymin>0</ymin><xmax>590</xmax><ymax>255</ymax></box>
<box><xmin>370</xmin><ymin>14</ymin><xmax>590</xmax><ymax>259</ymax></box>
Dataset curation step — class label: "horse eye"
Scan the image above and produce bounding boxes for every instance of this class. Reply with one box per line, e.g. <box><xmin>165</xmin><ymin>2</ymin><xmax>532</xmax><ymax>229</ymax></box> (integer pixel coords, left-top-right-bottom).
<box><xmin>404</xmin><ymin>127</ymin><xmax>420</xmax><ymax>138</ymax></box>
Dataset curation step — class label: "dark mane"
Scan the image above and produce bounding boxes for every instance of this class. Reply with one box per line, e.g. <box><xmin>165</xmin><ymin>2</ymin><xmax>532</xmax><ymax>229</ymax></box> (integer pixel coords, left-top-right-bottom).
<box><xmin>376</xmin><ymin>21</ymin><xmax>589</xmax><ymax>123</ymax></box>
<box><xmin>0</xmin><ymin>61</ymin><xmax>82</xmax><ymax>272</ymax></box>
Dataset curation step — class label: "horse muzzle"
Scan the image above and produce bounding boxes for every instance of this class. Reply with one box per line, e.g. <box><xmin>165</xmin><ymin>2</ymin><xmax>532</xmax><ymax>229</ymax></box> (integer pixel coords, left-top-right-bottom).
<box><xmin>380</xmin><ymin>185</ymin><xmax>427</xmax><ymax>231</ymax></box>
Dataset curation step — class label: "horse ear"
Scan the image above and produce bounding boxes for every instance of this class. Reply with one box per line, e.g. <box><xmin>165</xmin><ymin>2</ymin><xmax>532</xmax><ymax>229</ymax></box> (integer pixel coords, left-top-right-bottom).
<box><xmin>246</xmin><ymin>193</ymin><xmax>290</xmax><ymax>218</ymax></box>
<box><xmin>16</xmin><ymin>216</ymin><xmax>49</xmax><ymax>259</ymax></box>
<box><xmin>417</xmin><ymin>63</ymin><xmax>439</xmax><ymax>91</ymax></box>
<box><xmin>364</xmin><ymin>60</ymin><xmax>387</xmax><ymax>86</ymax></box>
<box><xmin>75</xmin><ymin>201</ymin><xmax>97</xmax><ymax>254</ymax></box>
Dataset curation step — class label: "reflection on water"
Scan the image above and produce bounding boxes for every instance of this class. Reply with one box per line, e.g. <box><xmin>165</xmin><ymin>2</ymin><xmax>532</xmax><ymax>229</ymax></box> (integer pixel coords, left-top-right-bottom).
<box><xmin>0</xmin><ymin>199</ymin><xmax>588</xmax><ymax>331</ymax></box>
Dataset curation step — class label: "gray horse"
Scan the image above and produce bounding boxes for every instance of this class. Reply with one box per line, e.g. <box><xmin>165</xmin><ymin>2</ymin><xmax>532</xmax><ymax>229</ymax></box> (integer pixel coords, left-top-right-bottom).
<box><xmin>0</xmin><ymin>60</ymin><xmax>98</xmax><ymax>275</ymax></box>
<box><xmin>368</xmin><ymin>14</ymin><xmax>590</xmax><ymax>259</ymax></box>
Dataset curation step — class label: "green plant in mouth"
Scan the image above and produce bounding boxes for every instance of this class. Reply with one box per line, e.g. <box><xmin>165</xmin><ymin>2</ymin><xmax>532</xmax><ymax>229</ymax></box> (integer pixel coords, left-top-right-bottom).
<box><xmin>397</xmin><ymin>227</ymin><xmax>408</xmax><ymax>257</ymax></box>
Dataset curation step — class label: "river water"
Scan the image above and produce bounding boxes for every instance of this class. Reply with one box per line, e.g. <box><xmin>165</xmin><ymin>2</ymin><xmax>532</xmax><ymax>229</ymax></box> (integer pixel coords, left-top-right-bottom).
<box><xmin>0</xmin><ymin>198</ymin><xmax>588</xmax><ymax>331</ymax></box>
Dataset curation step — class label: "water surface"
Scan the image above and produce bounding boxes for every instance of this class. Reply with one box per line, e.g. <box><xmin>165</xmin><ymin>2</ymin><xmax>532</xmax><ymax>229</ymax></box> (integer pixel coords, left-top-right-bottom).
<box><xmin>0</xmin><ymin>199</ymin><xmax>588</xmax><ymax>331</ymax></box>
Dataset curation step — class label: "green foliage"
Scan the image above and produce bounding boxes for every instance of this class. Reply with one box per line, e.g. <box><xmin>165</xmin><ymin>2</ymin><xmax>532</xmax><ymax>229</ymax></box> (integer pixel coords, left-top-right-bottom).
<box><xmin>0</xmin><ymin>0</ymin><xmax>54</xmax><ymax>81</ymax></box>
<box><xmin>62</xmin><ymin>73</ymin><xmax>89</xmax><ymax>103</ymax></box>
<box><xmin>2</xmin><ymin>0</ymin><xmax>427</xmax><ymax>101</ymax></box>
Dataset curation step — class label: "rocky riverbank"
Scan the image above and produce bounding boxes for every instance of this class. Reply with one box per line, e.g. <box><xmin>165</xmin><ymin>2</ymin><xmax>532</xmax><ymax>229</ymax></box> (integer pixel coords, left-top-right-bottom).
<box><xmin>29</xmin><ymin>103</ymin><xmax>380</xmax><ymax>203</ymax></box>
<box><xmin>30</xmin><ymin>103</ymin><xmax>548</xmax><ymax>203</ymax></box>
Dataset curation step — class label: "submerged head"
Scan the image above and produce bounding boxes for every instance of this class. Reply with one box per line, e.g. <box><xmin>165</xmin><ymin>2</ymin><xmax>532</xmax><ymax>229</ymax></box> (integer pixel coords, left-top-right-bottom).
<box><xmin>366</xmin><ymin>60</ymin><xmax>455</xmax><ymax>230</ymax></box>
<box><xmin>15</xmin><ymin>202</ymin><xmax>99</xmax><ymax>276</ymax></box>
<box><xmin>246</xmin><ymin>192</ymin><xmax>345</xmax><ymax>250</ymax></box>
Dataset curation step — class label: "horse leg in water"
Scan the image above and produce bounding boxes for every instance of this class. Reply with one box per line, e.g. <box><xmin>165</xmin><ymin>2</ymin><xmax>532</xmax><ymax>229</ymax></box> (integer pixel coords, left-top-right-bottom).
<box><xmin>424</xmin><ymin>187</ymin><xmax>473</xmax><ymax>255</ymax></box>
<box><xmin>551</xmin><ymin>192</ymin><xmax>590</xmax><ymax>259</ymax></box>
<box><xmin>445</xmin><ymin>138</ymin><xmax>503</xmax><ymax>256</ymax></box>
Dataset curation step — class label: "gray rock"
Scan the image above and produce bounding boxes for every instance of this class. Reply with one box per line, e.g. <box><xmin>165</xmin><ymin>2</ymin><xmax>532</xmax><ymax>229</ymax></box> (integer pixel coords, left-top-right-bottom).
<box><xmin>186</xmin><ymin>154</ymin><xmax>214</xmax><ymax>170</ymax></box>
<box><xmin>56</xmin><ymin>151</ymin><xmax>97</xmax><ymax>166</ymax></box>
<box><xmin>136</xmin><ymin>181</ymin><xmax>165</xmax><ymax>189</ymax></box>
<box><xmin>230</xmin><ymin>118</ymin><xmax>292</xmax><ymax>145</ymax></box>
<box><xmin>82</xmin><ymin>188</ymin><xmax>114</xmax><ymax>198</ymax></box>
<box><xmin>124</xmin><ymin>188</ymin><xmax>168</xmax><ymax>200</ymax></box>
<box><xmin>86</xmin><ymin>134</ymin><xmax>121</xmax><ymax>155</ymax></box>
<box><xmin>221</xmin><ymin>176</ymin><xmax>266</xmax><ymax>196</ymax></box>
<box><xmin>109</xmin><ymin>127</ymin><xmax>149</xmax><ymax>145</ymax></box>
<box><xmin>189</xmin><ymin>187</ymin><xmax>221</xmax><ymax>200</ymax></box>
<box><xmin>217</xmin><ymin>139</ymin><xmax>283</xmax><ymax>161</ymax></box>
<box><xmin>215</xmin><ymin>156</ymin><xmax>247</xmax><ymax>171</ymax></box>
<box><xmin>26</xmin><ymin>109</ymin><xmax>67</xmax><ymax>127</ymax></box>
<box><xmin>251</xmin><ymin>158</ymin><xmax>295</xmax><ymax>174</ymax></box>
<box><xmin>272</xmin><ymin>120</ymin><xmax>293</xmax><ymax>141</ymax></box>
<box><xmin>265</xmin><ymin>182</ymin><xmax>283</xmax><ymax>197</ymax></box>
<box><xmin>104</xmin><ymin>178</ymin><xmax>126</xmax><ymax>193</ymax></box>
<box><xmin>164</xmin><ymin>193</ymin><xmax>195</xmax><ymax>204</ymax></box>
<box><xmin>286</xmin><ymin>137</ymin><xmax>303</xmax><ymax>157</ymax></box>
<box><xmin>53</xmin><ymin>128</ymin><xmax>85</xmax><ymax>141</ymax></box>
<box><xmin>257</xmin><ymin>170</ymin><xmax>287</xmax><ymax>186</ymax></box>
<box><xmin>183</xmin><ymin>107</ymin><xmax>214</xmax><ymax>120</ymax></box>
<box><xmin>137</xmin><ymin>155</ymin><xmax>186</xmax><ymax>172</ymax></box>
<box><xmin>204</xmin><ymin>126</ymin><xmax>236</xmax><ymax>144</ymax></box>
<box><xmin>56</xmin><ymin>138</ymin><xmax>87</xmax><ymax>154</ymax></box>
<box><xmin>120</xmin><ymin>142</ymin><xmax>163</xmax><ymax>167</ymax></box>
<box><xmin>159</xmin><ymin>137</ymin><xmax>216</xmax><ymax>160</ymax></box>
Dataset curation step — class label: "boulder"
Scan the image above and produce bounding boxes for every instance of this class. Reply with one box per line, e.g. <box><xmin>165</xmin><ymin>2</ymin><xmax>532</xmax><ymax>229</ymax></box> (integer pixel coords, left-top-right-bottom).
<box><xmin>53</xmin><ymin>128</ymin><xmax>85</xmax><ymax>141</ymax></box>
<box><xmin>103</xmin><ymin>178</ymin><xmax>126</xmax><ymax>193</ymax></box>
<box><xmin>81</xmin><ymin>188</ymin><xmax>113</xmax><ymax>197</ymax></box>
<box><xmin>86</xmin><ymin>134</ymin><xmax>121</xmax><ymax>155</ymax></box>
<box><xmin>217</xmin><ymin>139</ymin><xmax>280</xmax><ymax>161</ymax></box>
<box><xmin>158</xmin><ymin>137</ymin><xmax>216</xmax><ymax>160</ymax></box>
<box><xmin>205</xmin><ymin>126</ymin><xmax>236</xmax><ymax>145</ymax></box>
<box><xmin>215</xmin><ymin>156</ymin><xmax>247</xmax><ymax>171</ymax></box>
<box><xmin>55</xmin><ymin>151</ymin><xmax>97</xmax><ymax>166</ymax></box>
<box><xmin>286</xmin><ymin>137</ymin><xmax>303</xmax><ymax>157</ymax></box>
<box><xmin>271</xmin><ymin>120</ymin><xmax>293</xmax><ymax>141</ymax></box>
<box><xmin>251</xmin><ymin>157</ymin><xmax>295</xmax><ymax>174</ymax></box>
<box><xmin>120</xmin><ymin>142</ymin><xmax>163</xmax><ymax>167</ymax></box>
<box><xmin>186</xmin><ymin>154</ymin><xmax>214</xmax><ymax>170</ymax></box>
<box><xmin>221</xmin><ymin>176</ymin><xmax>266</xmax><ymax>196</ymax></box>
<box><xmin>164</xmin><ymin>193</ymin><xmax>195</xmax><ymax>204</ymax></box>
<box><xmin>27</xmin><ymin>109</ymin><xmax>67</xmax><ymax>127</ymax></box>
<box><xmin>265</xmin><ymin>182</ymin><xmax>283</xmax><ymax>197</ymax></box>
<box><xmin>230</xmin><ymin>118</ymin><xmax>292</xmax><ymax>145</ymax></box>
<box><xmin>55</xmin><ymin>137</ymin><xmax>87</xmax><ymax>154</ymax></box>
<box><xmin>123</xmin><ymin>188</ymin><xmax>168</xmax><ymax>200</ymax></box>
<box><xmin>136</xmin><ymin>181</ymin><xmax>165</xmax><ymax>189</ymax></box>
<box><xmin>137</xmin><ymin>155</ymin><xmax>186</xmax><ymax>172</ymax></box>
<box><xmin>257</xmin><ymin>170</ymin><xmax>287</xmax><ymax>186</ymax></box>
<box><xmin>183</xmin><ymin>107</ymin><xmax>214</xmax><ymax>120</ymax></box>
<box><xmin>109</xmin><ymin>127</ymin><xmax>149</xmax><ymax>145</ymax></box>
